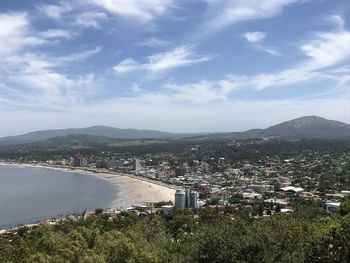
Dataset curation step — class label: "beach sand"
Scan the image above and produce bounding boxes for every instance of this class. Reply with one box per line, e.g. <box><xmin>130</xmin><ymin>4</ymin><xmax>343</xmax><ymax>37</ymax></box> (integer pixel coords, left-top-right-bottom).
<box><xmin>96</xmin><ymin>172</ymin><xmax>175</xmax><ymax>208</ymax></box>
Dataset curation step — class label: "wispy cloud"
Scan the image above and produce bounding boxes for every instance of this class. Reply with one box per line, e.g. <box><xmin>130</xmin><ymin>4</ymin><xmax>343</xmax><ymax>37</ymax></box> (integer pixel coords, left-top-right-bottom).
<box><xmin>0</xmin><ymin>9</ymin><xmax>103</xmax><ymax>108</ymax></box>
<box><xmin>137</xmin><ymin>37</ymin><xmax>171</xmax><ymax>48</ymax></box>
<box><xmin>74</xmin><ymin>11</ymin><xmax>108</xmax><ymax>29</ymax></box>
<box><xmin>202</xmin><ymin>0</ymin><xmax>300</xmax><ymax>35</ymax></box>
<box><xmin>243</xmin><ymin>31</ymin><xmax>266</xmax><ymax>43</ymax></box>
<box><xmin>113</xmin><ymin>58</ymin><xmax>141</xmax><ymax>73</ymax></box>
<box><xmin>165</xmin><ymin>81</ymin><xmax>231</xmax><ymax>103</ymax></box>
<box><xmin>159</xmin><ymin>28</ymin><xmax>350</xmax><ymax>103</ymax></box>
<box><xmin>326</xmin><ymin>14</ymin><xmax>345</xmax><ymax>29</ymax></box>
<box><xmin>40</xmin><ymin>29</ymin><xmax>74</xmax><ymax>39</ymax></box>
<box><xmin>58</xmin><ymin>47</ymin><xmax>102</xmax><ymax>63</ymax></box>
<box><xmin>255</xmin><ymin>45</ymin><xmax>282</xmax><ymax>56</ymax></box>
<box><xmin>114</xmin><ymin>45</ymin><xmax>213</xmax><ymax>73</ymax></box>
<box><xmin>3</xmin><ymin>50</ymin><xmax>98</xmax><ymax>102</ymax></box>
<box><xmin>0</xmin><ymin>12</ymin><xmax>46</xmax><ymax>56</ymax></box>
<box><xmin>243</xmin><ymin>31</ymin><xmax>281</xmax><ymax>55</ymax></box>
<box><xmin>146</xmin><ymin>46</ymin><xmax>213</xmax><ymax>72</ymax></box>
<box><xmin>301</xmin><ymin>31</ymin><xmax>350</xmax><ymax>70</ymax></box>
<box><xmin>37</xmin><ymin>1</ymin><xmax>72</xmax><ymax>20</ymax></box>
<box><xmin>87</xmin><ymin>0</ymin><xmax>175</xmax><ymax>23</ymax></box>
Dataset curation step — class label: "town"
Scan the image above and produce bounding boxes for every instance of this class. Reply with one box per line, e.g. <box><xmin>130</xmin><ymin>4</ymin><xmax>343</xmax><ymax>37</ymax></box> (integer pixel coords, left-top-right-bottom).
<box><xmin>1</xmin><ymin>137</ymin><xmax>349</xmax><ymax>229</ymax></box>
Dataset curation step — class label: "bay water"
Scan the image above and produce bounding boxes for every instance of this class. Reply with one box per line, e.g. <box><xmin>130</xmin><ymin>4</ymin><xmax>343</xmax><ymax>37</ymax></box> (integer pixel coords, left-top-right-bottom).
<box><xmin>0</xmin><ymin>165</ymin><xmax>118</xmax><ymax>228</ymax></box>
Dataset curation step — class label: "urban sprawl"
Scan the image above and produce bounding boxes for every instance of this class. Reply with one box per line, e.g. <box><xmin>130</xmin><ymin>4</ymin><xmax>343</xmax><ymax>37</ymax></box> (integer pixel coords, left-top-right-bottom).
<box><xmin>1</xmin><ymin>138</ymin><xmax>350</xmax><ymax>234</ymax></box>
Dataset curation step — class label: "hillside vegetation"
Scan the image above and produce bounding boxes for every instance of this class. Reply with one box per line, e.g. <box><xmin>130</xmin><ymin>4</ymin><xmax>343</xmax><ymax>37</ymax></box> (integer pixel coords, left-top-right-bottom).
<box><xmin>1</xmin><ymin>198</ymin><xmax>350</xmax><ymax>262</ymax></box>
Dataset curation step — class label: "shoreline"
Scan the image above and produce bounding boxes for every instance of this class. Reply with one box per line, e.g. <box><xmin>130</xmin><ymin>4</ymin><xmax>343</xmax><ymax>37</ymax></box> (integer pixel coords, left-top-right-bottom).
<box><xmin>0</xmin><ymin>162</ymin><xmax>175</xmax><ymax>209</ymax></box>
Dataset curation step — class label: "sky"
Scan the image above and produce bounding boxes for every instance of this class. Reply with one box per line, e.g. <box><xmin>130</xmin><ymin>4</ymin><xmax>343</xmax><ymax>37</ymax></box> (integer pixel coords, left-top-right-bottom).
<box><xmin>0</xmin><ymin>0</ymin><xmax>349</xmax><ymax>136</ymax></box>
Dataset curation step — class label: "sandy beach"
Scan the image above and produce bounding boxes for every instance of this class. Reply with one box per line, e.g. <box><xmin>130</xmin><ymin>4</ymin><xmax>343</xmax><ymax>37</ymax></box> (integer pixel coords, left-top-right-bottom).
<box><xmin>96</xmin><ymin>172</ymin><xmax>175</xmax><ymax>208</ymax></box>
<box><xmin>0</xmin><ymin>162</ymin><xmax>175</xmax><ymax>209</ymax></box>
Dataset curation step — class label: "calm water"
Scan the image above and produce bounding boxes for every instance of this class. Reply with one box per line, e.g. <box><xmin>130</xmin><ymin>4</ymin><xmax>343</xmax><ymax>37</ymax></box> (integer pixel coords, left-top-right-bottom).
<box><xmin>0</xmin><ymin>165</ymin><xmax>118</xmax><ymax>228</ymax></box>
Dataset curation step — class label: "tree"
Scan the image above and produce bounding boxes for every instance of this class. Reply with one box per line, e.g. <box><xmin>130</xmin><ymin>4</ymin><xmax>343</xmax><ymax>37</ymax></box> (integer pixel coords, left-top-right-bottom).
<box><xmin>340</xmin><ymin>197</ymin><xmax>350</xmax><ymax>216</ymax></box>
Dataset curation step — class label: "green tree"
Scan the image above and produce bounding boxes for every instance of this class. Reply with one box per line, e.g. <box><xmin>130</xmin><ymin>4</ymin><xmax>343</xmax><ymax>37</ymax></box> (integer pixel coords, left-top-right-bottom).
<box><xmin>340</xmin><ymin>197</ymin><xmax>350</xmax><ymax>216</ymax></box>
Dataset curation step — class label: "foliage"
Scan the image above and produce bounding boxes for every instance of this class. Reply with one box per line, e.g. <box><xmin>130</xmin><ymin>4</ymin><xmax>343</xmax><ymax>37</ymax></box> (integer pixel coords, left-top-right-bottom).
<box><xmin>340</xmin><ymin>196</ymin><xmax>350</xmax><ymax>216</ymax></box>
<box><xmin>1</xmin><ymin>205</ymin><xmax>350</xmax><ymax>262</ymax></box>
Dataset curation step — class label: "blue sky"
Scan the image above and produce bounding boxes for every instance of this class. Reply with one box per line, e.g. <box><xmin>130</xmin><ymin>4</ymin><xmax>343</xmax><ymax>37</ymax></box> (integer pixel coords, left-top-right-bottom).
<box><xmin>0</xmin><ymin>0</ymin><xmax>349</xmax><ymax>136</ymax></box>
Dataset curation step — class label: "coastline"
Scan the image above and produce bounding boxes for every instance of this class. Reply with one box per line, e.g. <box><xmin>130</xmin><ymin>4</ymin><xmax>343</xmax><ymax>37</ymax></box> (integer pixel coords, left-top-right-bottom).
<box><xmin>0</xmin><ymin>162</ymin><xmax>175</xmax><ymax>209</ymax></box>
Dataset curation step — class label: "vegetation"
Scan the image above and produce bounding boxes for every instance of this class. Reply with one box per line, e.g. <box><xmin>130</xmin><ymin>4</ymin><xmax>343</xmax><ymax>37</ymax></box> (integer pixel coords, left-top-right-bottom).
<box><xmin>1</xmin><ymin>200</ymin><xmax>350</xmax><ymax>263</ymax></box>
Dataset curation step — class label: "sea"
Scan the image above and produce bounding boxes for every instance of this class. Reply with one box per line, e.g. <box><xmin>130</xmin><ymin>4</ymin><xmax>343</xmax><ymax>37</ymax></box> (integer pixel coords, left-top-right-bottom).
<box><xmin>0</xmin><ymin>164</ymin><xmax>118</xmax><ymax>228</ymax></box>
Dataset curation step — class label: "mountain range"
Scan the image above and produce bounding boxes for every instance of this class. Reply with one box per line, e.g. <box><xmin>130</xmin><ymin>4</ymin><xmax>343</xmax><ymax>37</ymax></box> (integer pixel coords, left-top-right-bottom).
<box><xmin>0</xmin><ymin>116</ymin><xmax>349</xmax><ymax>146</ymax></box>
<box><xmin>0</xmin><ymin>126</ymin><xmax>175</xmax><ymax>145</ymax></box>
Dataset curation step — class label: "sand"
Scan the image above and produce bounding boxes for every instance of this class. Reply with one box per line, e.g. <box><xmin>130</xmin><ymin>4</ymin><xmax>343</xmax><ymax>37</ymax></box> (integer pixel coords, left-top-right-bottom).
<box><xmin>0</xmin><ymin>162</ymin><xmax>175</xmax><ymax>209</ymax></box>
<box><xmin>96</xmin><ymin>172</ymin><xmax>175</xmax><ymax>208</ymax></box>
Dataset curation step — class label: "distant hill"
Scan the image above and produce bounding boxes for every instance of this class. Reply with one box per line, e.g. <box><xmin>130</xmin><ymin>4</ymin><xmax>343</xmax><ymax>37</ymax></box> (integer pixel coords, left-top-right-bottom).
<box><xmin>189</xmin><ymin>116</ymin><xmax>350</xmax><ymax>140</ymax></box>
<box><xmin>0</xmin><ymin>126</ymin><xmax>178</xmax><ymax>145</ymax></box>
<box><xmin>0</xmin><ymin>116</ymin><xmax>349</xmax><ymax>146</ymax></box>
<box><xmin>207</xmin><ymin>116</ymin><xmax>350</xmax><ymax>140</ymax></box>
<box><xmin>263</xmin><ymin>116</ymin><xmax>350</xmax><ymax>139</ymax></box>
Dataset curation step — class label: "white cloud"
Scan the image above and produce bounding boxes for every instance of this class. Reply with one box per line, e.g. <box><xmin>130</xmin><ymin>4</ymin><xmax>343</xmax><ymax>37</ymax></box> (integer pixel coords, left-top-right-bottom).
<box><xmin>147</xmin><ymin>46</ymin><xmax>213</xmax><ymax>72</ymax></box>
<box><xmin>87</xmin><ymin>0</ymin><xmax>175</xmax><ymax>23</ymax></box>
<box><xmin>38</xmin><ymin>1</ymin><xmax>72</xmax><ymax>19</ymax></box>
<box><xmin>158</xmin><ymin>29</ymin><xmax>350</xmax><ymax>102</ymax></box>
<box><xmin>243</xmin><ymin>30</ymin><xmax>350</xmax><ymax>90</ymax></box>
<box><xmin>74</xmin><ymin>11</ymin><xmax>108</xmax><ymax>28</ymax></box>
<box><xmin>57</xmin><ymin>47</ymin><xmax>102</xmax><ymax>63</ymax></box>
<box><xmin>301</xmin><ymin>31</ymin><xmax>350</xmax><ymax>70</ymax></box>
<box><xmin>243</xmin><ymin>31</ymin><xmax>281</xmax><ymax>56</ymax></box>
<box><xmin>40</xmin><ymin>29</ymin><xmax>74</xmax><ymax>39</ymax></box>
<box><xmin>326</xmin><ymin>15</ymin><xmax>345</xmax><ymax>29</ymax></box>
<box><xmin>0</xmin><ymin>12</ymin><xmax>46</xmax><ymax>56</ymax></box>
<box><xmin>255</xmin><ymin>45</ymin><xmax>282</xmax><ymax>56</ymax></box>
<box><xmin>2</xmin><ymin>48</ymin><xmax>99</xmax><ymax>107</ymax></box>
<box><xmin>0</xmin><ymin>10</ymin><xmax>101</xmax><ymax>108</ymax></box>
<box><xmin>113</xmin><ymin>58</ymin><xmax>142</xmax><ymax>73</ymax></box>
<box><xmin>203</xmin><ymin>0</ymin><xmax>300</xmax><ymax>35</ymax></box>
<box><xmin>137</xmin><ymin>37</ymin><xmax>171</xmax><ymax>48</ymax></box>
<box><xmin>243</xmin><ymin>31</ymin><xmax>266</xmax><ymax>43</ymax></box>
<box><xmin>114</xmin><ymin>46</ymin><xmax>213</xmax><ymax>74</ymax></box>
<box><xmin>165</xmin><ymin>81</ymin><xmax>230</xmax><ymax>103</ymax></box>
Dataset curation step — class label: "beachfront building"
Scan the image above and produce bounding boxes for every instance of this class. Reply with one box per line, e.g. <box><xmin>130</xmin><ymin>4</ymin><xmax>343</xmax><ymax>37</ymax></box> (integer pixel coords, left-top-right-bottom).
<box><xmin>175</xmin><ymin>166</ymin><xmax>186</xmax><ymax>177</ymax></box>
<box><xmin>175</xmin><ymin>189</ymin><xmax>186</xmax><ymax>209</ymax></box>
<box><xmin>175</xmin><ymin>188</ymin><xmax>199</xmax><ymax>209</ymax></box>
<box><xmin>133</xmin><ymin>159</ymin><xmax>142</xmax><ymax>171</ymax></box>
<box><xmin>190</xmin><ymin>190</ymin><xmax>199</xmax><ymax>208</ymax></box>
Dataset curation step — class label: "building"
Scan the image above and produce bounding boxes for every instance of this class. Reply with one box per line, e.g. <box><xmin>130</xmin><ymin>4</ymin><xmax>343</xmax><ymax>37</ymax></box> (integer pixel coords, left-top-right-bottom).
<box><xmin>185</xmin><ymin>188</ymin><xmax>191</xmax><ymax>208</ymax></box>
<box><xmin>96</xmin><ymin>160</ymin><xmax>107</xmax><ymax>169</ymax></box>
<box><xmin>106</xmin><ymin>160</ymin><xmax>116</xmax><ymax>170</ymax></box>
<box><xmin>279</xmin><ymin>186</ymin><xmax>304</xmax><ymax>194</ymax></box>
<box><xmin>175</xmin><ymin>188</ymin><xmax>199</xmax><ymax>209</ymax></box>
<box><xmin>201</xmin><ymin>162</ymin><xmax>210</xmax><ymax>173</ymax></box>
<box><xmin>133</xmin><ymin>159</ymin><xmax>142</xmax><ymax>171</ymax></box>
<box><xmin>73</xmin><ymin>153</ymin><xmax>83</xmax><ymax>167</ymax></box>
<box><xmin>175</xmin><ymin>189</ymin><xmax>186</xmax><ymax>209</ymax></box>
<box><xmin>81</xmin><ymin>157</ymin><xmax>88</xmax><ymax>167</ymax></box>
<box><xmin>175</xmin><ymin>166</ymin><xmax>186</xmax><ymax>177</ymax></box>
<box><xmin>190</xmin><ymin>190</ymin><xmax>199</xmax><ymax>208</ymax></box>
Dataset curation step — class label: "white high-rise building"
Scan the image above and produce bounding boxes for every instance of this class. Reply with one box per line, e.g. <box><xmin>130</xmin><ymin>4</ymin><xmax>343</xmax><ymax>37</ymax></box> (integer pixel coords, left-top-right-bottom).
<box><xmin>190</xmin><ymin>191</ymin><xmax>199</xmax><ymax>209</ymax></box>
<box><xmin>175</xmin><ymin>188</ymin><xmax>199</xmax><ymax>209</ymax></box>
<box><xmin>133</xmin><ymin>159</ymin><xmax>141</xmax><ymax>171</ymax></box>
<box><xmin>185</xmin><ymin>188</ymin><xmax>191</xmax><ymax>208</ymax></box>
<box><xmin>175</xmin><ymin>189</ymin><xmax>186</xmax><ymax>209</ymax></box>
